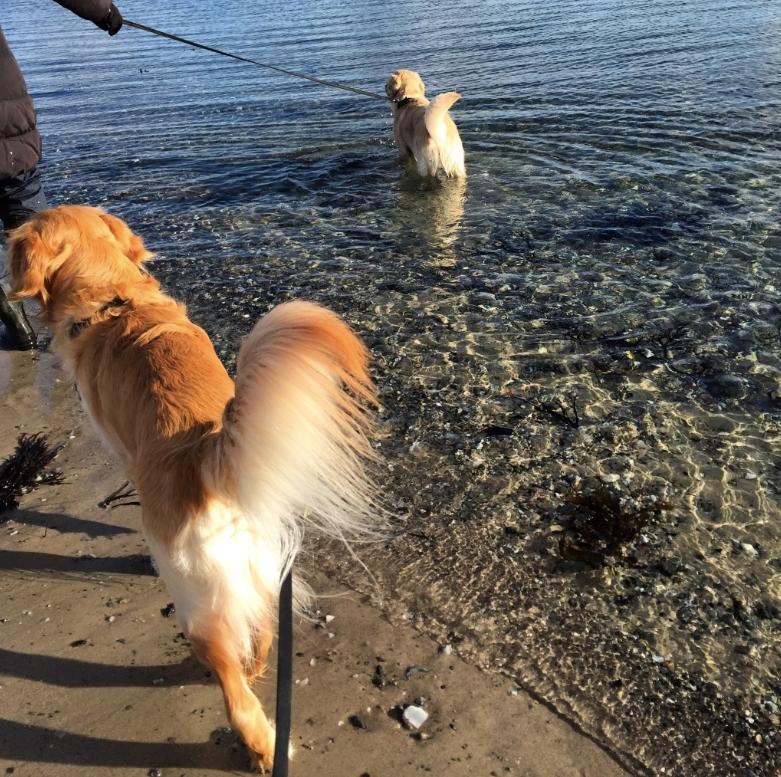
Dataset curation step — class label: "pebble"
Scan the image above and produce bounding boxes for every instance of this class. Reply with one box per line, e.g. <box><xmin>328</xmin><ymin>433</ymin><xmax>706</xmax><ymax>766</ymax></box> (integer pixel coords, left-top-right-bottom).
<box><xmin>740</xmin><ymin>543</ymin><xmax>758</xmax><ymax>558</ymax></box>
<box><xmin>676</xmin><ymin>604</ymin><xmax>698</xmax><ymax>624</ymax></box>
<box><xmin>441</xmin><ymin>644</ymin><xmax>453</xmax><ymax>655</ymax></box>
<box><xmin>600</xmin><ymin>473</ymin><xmax>621</xmax><ymax>484</ymax></box>
<box><xmin>348</xmin><ymin>714</ymin><xmax>368</xmax><ymax>730</ymax></box>
<box><xmin>402</xmin><ymin>705</ymin><xmax>429</xmax><ymax>730</ymax></box>
<box><xmin>701</xmin><ymin>374</ymin><xmax>749</xmax><ymax>400</ymax></box>
<box><xmin>371</xmin><ymin>665</ymin><xmax>386</xmax><ymax>688</ymax></box>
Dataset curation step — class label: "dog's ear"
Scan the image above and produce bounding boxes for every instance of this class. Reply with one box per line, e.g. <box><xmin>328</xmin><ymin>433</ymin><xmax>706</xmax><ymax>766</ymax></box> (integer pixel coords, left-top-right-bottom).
<box><xmin>99</xmin><ymin>212</ymin><xmax>152</xmax><ymax>265</ymax></box>
<box><xmin>7</xmin><ymin>221</ymin><xmax>72</xmax><ymax>306</ymax></box>
<box><xmin>386</xmin><ymin>72</ymin><xmax>404</xmax><ymax>102</ymax></box>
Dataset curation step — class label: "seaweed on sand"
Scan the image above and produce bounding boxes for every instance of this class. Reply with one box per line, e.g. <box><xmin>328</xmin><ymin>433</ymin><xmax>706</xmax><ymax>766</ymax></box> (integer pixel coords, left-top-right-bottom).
<box><xmin>0</xmin><ymin>433</ymin><xmax>64</xmax><ymax>516</ymax></box>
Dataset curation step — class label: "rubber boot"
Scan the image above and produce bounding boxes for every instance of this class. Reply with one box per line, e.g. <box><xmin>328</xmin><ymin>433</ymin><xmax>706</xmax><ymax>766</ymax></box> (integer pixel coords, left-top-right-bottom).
<box><xmin>0</xmin><ymin>284</ymin><xmax>36</xmax><ymax>350</ymax></box>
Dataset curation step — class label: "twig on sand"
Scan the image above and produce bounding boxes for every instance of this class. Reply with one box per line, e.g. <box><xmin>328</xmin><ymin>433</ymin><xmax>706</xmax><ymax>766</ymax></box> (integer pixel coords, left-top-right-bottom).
<box><xmin>98</xmin><ymin>480</ymin><xmax>140</xmax><ymax>510</ymax></box>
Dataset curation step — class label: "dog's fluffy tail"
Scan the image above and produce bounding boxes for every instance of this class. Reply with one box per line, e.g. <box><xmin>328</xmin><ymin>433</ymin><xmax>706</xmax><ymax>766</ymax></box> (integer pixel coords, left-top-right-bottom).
<box><xmin>424</xmin><ymin>91</ymin><xmax>461</xmax><ymax>140</ymax></box>
<box><xmin>212</xmin><ymin>300</ymin><xmax>381</xmax><ymax>587</ymax></box>
<box><xmin>424</xmin><ymin>92</ymin><xmax>465</xmax><ymax>177</ymax></box>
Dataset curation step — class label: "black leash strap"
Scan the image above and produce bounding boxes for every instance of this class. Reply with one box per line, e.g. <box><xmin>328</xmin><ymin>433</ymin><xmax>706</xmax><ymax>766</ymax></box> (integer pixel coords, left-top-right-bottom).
<box><xmin>124</xmin><ymin>20</ymin><xmax>386</xmax><ymax>101</ymax></box>
<box><xmin>272</xmin><ymin>569</ymin><xmax>294</xmax><ymax>777</ymax></box>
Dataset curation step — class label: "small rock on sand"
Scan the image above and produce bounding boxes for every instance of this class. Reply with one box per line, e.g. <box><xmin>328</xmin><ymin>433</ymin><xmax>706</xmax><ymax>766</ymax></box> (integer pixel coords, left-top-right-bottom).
<box><xmin>402</xmin><ymin>705</ymin><xmax>429</xmax><ymax>730</ymax></box>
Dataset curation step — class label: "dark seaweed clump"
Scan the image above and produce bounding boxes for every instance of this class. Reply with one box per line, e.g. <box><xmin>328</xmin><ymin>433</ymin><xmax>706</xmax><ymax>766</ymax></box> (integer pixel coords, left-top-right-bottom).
<box><xmin>559</xmin><ymin>476</ymin><xmax>669</xmax><ymax>567</ymax></box>
<box><xmin>0</xmin><ymin>433</ymin><xmax>64</xmax><ymax>516</ymax></box>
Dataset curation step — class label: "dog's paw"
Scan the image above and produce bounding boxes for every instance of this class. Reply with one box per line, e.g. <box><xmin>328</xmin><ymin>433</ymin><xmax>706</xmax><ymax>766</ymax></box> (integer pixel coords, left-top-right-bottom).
<box><xmin>249</xmin><ymin>746</ymin><xmax>273</xmax><ymax>774</ymax></box>
<box><xmin>247</xmin><ymin>724</ymin><xmax>276</xmax><ymax>773</ymax></box>
<box><xmin>248</xmin><ymin>725</ymin><xmax>296</xmax><ymax>773</ymax></box>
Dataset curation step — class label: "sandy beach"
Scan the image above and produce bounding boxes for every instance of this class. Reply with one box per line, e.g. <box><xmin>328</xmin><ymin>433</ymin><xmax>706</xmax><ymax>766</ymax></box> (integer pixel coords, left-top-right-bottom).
<box><xmin>0</xmin><ymin>348</ymin><xmax>629</xmax><ymax>776</ymax></box>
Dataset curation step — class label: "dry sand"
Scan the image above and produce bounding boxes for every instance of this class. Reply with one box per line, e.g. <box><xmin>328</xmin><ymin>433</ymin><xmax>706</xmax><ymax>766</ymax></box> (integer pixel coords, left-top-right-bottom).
<box><xmin>0</xmin><ymin>348</ymin><xmax>628</xmax><ymax>777</ymax></box>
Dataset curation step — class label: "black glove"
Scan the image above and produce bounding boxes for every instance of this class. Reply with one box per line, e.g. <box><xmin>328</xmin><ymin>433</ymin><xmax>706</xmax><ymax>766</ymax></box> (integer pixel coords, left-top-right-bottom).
<box><xmin>98</xmin><ymin>3</ymin><xmax>123</xmax><ymax>35</ymax></box>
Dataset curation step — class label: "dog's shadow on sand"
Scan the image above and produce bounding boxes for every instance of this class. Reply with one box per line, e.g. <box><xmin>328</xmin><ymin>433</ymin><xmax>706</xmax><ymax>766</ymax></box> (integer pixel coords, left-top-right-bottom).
<box><xmin>0</xmin><ymin>717</ymin><xmax>251</xmax><ymax>772</ymax></box>
<box><xmin>0</xmin><ymin>511</ymin><xmax>253</xmax><ymax>771</ymax></box>
<box><xmin>0</xmin><ymin>546</ymin><xmax>153</xmax><ymax>578</ymax></box>
<box><xmin>0</xmin><ymin>651</ymin><xmax>254</xmax><ymax>771</ymax></box>
<box><xmin>9</xmin><ymin>507</ymin><xmax>137</xmax><ymax>538</ymax></box>
<box><xmin>0</xmin><ymin>646</ymin><xmax>205</xmax><ymax>688</ymax></box>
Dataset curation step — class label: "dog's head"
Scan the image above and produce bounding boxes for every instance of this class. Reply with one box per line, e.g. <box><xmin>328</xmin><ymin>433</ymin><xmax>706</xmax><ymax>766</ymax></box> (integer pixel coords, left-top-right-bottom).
<box><xmin>8</xmin><ymin>205</ymin><xmax>153</xmax><ymax>317</ymax></box>
<box><xmin>385</xmin><ymin>69</ymin><xmax>426</xmax><ymax>103</ymax></box>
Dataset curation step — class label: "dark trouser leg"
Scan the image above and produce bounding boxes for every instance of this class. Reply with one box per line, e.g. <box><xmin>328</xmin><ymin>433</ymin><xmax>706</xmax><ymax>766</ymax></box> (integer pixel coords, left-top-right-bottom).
<box><xmin>0</xmin><ymin>288</ymin><xmax>35</xmax><ymax>350</ymax></box>
<box><xmin>0</xmin><ymin>167</ymin><xmax>47</xmax><ymax>350</ymax></box>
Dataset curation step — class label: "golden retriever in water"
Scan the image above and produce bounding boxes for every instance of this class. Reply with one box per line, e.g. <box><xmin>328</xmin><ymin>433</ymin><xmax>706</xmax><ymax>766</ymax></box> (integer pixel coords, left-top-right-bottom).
<box><xmin>8</xmin><ymin>205</ymin><xmax>381</xmax><ymax>771</ymax></box>
<box><xmin>386</xmin><ymin>69</ymin><xmax>465</xmax><ymax>177</ymax></box>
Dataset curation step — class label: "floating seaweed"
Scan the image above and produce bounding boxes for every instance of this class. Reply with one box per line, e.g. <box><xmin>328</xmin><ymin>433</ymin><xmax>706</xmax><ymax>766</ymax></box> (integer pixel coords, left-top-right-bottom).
<box><xmin>0</xmin><ymin>433</ymin><xmax>64</xmax><ymax>516</ymax></box>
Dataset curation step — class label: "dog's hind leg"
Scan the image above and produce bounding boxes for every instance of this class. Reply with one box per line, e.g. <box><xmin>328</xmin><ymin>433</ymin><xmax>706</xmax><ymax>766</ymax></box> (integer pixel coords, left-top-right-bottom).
<box><xmin>247</xmin><ymin>620</ymin><xmax>274</xmax><ymax>683</ymax></box>
<box><xmin>191</xmin><ymin>623</ymin><xmax>276</xmax><ymax>772</ymax></box>
<box><xmin>416</xmin><ymin>142</ymin><xmax>440</xmax><ymax>177</ymax></box>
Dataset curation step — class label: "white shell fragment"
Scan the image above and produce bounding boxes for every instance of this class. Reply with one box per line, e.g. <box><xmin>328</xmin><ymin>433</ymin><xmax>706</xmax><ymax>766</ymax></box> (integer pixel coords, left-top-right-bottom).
<box><xmin>402</xmin><ymin>705</ymin><xmax>429</xmax><ymax>730</ymax></box>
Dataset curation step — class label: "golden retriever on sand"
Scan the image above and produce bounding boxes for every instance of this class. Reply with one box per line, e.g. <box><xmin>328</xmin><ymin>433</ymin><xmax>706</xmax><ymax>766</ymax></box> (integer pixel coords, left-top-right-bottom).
<box><xmin>9</xmin><ymin>205</ymin><xmax>382</xmax><ymax>771</ymax></box>
<box><xmin>386</xmin><ymin>68</ymin><xmax>465</xmax><ymax>178</ymax></box>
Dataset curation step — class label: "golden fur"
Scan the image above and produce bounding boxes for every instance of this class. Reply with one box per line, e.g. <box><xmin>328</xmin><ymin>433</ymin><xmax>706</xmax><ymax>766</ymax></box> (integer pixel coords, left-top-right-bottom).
<box><xmin>8</xmin><ymin>205</ymin><xmax>381</xmax><ymax>771</ymax></box>
<box><xmin>386</xmin><ymin>68</ymin><xmax>466</xmax><ymax>177</ymax></box>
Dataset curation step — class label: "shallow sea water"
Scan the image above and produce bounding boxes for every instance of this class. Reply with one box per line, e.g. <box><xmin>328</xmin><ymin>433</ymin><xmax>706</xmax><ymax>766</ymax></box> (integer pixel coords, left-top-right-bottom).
<box><xmin>4</xmin><ymin>0</ymin><xmax>781</xmax><ymax>774</ymax></box>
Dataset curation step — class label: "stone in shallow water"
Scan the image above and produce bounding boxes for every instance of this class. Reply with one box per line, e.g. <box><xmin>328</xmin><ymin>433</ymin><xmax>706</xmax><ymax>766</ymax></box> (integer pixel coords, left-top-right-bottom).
<box><xmin>701</xmin><ymin>375</ymin><xmax>750</xmax><ymax>399</ymax></box>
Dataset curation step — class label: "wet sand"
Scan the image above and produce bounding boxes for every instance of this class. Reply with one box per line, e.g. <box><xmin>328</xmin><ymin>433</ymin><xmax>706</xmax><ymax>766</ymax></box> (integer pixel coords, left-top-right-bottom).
<box><xmin>0</xmin><ymin>348</ymin><xmax>628</xmax><ymax>776</ymax></box>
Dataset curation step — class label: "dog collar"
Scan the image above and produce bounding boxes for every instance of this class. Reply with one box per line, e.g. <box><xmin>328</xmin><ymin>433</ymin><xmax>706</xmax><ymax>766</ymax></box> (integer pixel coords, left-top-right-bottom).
<box><xmin>68</xmin><ymin>297</ymin><xmax>129</xmax><ymax>339</ymax></box>
<box><xmin>394</xmin><ymin>97</ymin><xmax>415</xmax><ymax>108</ymax></box>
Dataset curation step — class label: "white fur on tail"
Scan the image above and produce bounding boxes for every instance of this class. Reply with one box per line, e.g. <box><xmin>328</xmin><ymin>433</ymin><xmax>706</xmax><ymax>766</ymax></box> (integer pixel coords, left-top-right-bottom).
<box><xmin>218</xmin><ymin>300</ymin><xmax>379</xmax><ymax>583</ymax></box>
<box><xmin>146</xmin><ymin>301</ymin><xmax>380</xmax><ymax>667</ymax></box>
<box><xmin>423</xmin><ymin>92</ymin><xmax>466</xmax><ymax>177</ymax></box>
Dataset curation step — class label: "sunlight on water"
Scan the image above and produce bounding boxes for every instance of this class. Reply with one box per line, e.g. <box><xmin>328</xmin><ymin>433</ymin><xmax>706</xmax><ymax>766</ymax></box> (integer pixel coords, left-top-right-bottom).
<box><xmin>4</xmin><ymin>0</ymin><xmax>780</xmax><ymax>773</ymax></box>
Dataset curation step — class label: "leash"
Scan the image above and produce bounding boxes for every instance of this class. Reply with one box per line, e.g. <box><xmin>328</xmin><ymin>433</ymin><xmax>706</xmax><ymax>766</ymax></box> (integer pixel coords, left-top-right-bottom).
<box><xmin>124</xmin><ymin>20</ymin><xmax>386</xmax><ymax>102</ymax></box>
<box><xmin>272</xmin><ymin>569</ymin><xmax>294</xmax><ymax>777</ymax></box>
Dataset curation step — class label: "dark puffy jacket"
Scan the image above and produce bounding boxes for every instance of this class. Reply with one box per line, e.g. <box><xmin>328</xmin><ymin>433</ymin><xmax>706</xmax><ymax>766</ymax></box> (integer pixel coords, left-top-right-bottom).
<box><xmin>0</xmin><ymin>0</ymin><xmax>113</xmax><ymax>179</ymax></box>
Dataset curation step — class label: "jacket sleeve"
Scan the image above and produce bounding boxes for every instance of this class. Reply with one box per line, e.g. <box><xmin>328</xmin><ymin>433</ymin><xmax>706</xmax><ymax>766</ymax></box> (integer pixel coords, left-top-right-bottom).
<box><xmin>52</xmin><ymin>0</ymin><xmax>112</xmax><ymax>26</ymax></box>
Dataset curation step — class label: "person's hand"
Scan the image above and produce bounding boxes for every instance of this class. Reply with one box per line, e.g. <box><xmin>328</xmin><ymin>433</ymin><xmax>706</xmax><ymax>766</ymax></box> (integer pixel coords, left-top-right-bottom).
<box><xmin>98</xmin><ymin>3</ymin><xmax>123</xmax><ymax>36</ymax></box>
